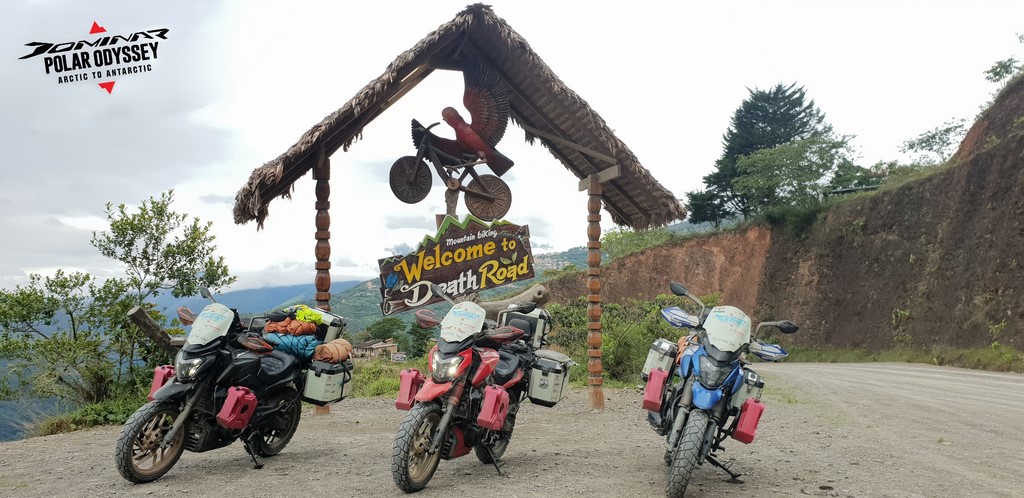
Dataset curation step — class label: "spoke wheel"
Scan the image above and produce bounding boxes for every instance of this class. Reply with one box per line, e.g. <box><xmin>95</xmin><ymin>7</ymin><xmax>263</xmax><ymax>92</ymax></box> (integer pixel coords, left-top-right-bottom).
<box><xmin>392</xmin><ymin>403</ymin><xmax>443</xmax><ymax>492</ymax></box>
<box><xmin>465</xmin><ymin>174</ymin><xmax>511</xmax><ymax>220</ymax></box>
<box><xmin>114</xmin><ymin>401</ymin><xmax>186</xmax><ymax>483</ymax></box>
<box><xmin>253</xmin><ymin>398</ymin><xmax>302</xmax><ymax>457</ymax></box>
<box><xmin>389</xmin><ymin>156</ymin><xmax>432</xmax><ymax>204</ymax></box>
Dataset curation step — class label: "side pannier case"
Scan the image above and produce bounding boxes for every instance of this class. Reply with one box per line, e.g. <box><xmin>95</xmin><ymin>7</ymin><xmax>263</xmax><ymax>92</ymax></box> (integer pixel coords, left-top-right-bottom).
<box><xmin>730</xmin><ymin>368</ymin><xmax>764</xmax><ymax>410</ymax></box>
<box><xmin>641</xmin><ymin>338</ymin><xmax>679</xmax><ymax>381</ymax></box>
<box><xmin>497</xmin><ymin>307</ymin><xmax>552</xmax><ymax>350</ymax></box>
<box><xmin>527</xmin><ymin>350</ymin><xmax>573</xmax><ymax>407</ymax></box>
<box><xmin>302</xmin><ymin>359</ymin><xmax>354</xmax><ymax>405</ymax></box>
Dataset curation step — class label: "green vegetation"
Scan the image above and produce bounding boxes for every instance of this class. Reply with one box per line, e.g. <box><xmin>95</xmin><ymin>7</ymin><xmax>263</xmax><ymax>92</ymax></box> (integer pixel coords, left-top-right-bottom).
<box><xmin>1</xmin><ymin>190</ymin><xmax>236</xmax><ymax>437</ymax></box>
<box><xmin>32</xmin><ymin>391</ymin><xmax>146</xmax><ymax>437</ymax></box>
<box><xmin>689</xmin><ymin>82</ymin><xmax>835</xmax><ymax>224</ymax></box>
<box><xmin>349</xmin><ymin>357</ymin><xmax>428</xmax><ymax>398</ymax></box>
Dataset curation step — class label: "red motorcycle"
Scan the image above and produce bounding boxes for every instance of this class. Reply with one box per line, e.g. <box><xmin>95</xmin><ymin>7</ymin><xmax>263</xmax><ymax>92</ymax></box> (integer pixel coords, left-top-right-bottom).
<box><xmin>391</xmin><ymin>285</ymin><xmax>571</xmax><ymax>492</ymax></box>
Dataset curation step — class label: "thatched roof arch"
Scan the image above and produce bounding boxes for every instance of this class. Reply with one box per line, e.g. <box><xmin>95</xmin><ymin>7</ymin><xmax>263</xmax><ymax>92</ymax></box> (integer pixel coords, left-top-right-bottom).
<box><xmin>233</xmin><ymin>3</ymin><xmax>685</xmax><ymax>230</ymax></box>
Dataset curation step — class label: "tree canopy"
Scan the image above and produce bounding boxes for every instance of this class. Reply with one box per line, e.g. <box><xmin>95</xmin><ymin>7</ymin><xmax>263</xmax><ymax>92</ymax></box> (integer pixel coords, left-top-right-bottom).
<box><xmin>690</xmin><ymin>83</ymin><xmax>831</xmax><ymax>223</ymax></box>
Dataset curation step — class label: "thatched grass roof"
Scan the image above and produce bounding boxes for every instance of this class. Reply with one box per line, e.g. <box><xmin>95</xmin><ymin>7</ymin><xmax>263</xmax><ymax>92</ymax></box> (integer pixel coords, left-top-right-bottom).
<box><xmin>233</xmin><ymin>3</ymin><xmax>685</xmax><ymax>230</ymax></box>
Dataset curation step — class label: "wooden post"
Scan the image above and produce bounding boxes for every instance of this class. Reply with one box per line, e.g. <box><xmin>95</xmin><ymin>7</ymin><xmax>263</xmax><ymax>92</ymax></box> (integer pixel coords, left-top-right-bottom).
<box><xmin>313</xmin><ymin>148</ymin><xmax>332</xmax><ymax>311</ymax></box>
<box><xmin>585</xmin><ymin>175</ymin><xmax>605</xmax><ymax>410</ymax></box>
<box><xmin>127</xmin><ymin>306</ymin><xmax>183</xmax><ymax>356</ymax></box>
<box><xmin>313</xmin><ymin>148</ymin><xmax>332</xmax><ymax>415</ymax></box>
<box><xmin>578</xmin><ymin>166</ymin><xmax>620</xmax><ymax>411</ymax></box>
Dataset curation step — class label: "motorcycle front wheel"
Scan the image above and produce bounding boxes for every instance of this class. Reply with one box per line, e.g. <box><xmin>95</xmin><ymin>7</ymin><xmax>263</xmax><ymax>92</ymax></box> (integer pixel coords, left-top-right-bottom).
<box><xmin>666</xmin><ymin>409</ymin><xmax>708</xmax><ymax>497</ymax></box>
<box><xmin>392</xmin><ymin>402</ymin><xmax>443</xmax><ymax>492</ymax></box>
<box><xmin>114</xmin><ymin>401</ymin><xmax>186</xmax><ymax>483</ymax></box>
<box><xmin>253</xmin><ymin>397</ymin><xmax>302</xmax><ymax>457</ymax></box>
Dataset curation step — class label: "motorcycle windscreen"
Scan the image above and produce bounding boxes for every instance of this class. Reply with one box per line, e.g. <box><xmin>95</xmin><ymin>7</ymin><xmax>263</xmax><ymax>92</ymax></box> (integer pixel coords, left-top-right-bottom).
<box><xmin>702</xmin><ymin>306</ymin><xmax>751</xmax><ymax>353</ymax></box>
<box><xmin>438</xmin><ymin>301</ymin><xmax>486</xmax><ymax>342</ymax></box>
<box><xmin>186</xmin><ymin>303</ymin><xmax>234</xmax><ymax>345</ymax></box>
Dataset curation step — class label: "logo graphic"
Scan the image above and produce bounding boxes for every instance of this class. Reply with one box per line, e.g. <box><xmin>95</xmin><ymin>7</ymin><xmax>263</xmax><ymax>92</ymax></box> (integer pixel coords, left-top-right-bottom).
<box><xmin>18</xmin><ymin>21</ymin><xmax>169</xmax><ymax>94</ymax></box>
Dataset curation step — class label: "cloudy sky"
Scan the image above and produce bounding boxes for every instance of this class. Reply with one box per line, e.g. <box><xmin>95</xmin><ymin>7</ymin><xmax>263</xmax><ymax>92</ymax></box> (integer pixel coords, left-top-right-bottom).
<box><xmin>2</xmin><ymin>0</ymin><xmax>1021</xmax><ymax>292</ymax></box>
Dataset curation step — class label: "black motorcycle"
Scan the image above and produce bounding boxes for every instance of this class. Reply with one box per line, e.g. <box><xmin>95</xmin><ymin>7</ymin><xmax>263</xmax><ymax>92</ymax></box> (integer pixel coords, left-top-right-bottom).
<box><xmin>114</xmin><ymin>288</ymin><xmax>351</xmax><ymax>483</ymax></box>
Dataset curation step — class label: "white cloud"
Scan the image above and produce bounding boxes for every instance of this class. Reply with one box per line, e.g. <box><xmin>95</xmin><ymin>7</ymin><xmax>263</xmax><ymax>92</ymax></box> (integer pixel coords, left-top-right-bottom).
<box><xmin>3</xmin><ymin>0</ymin><xmax>1023</xmax><ymax>292</ymax></box>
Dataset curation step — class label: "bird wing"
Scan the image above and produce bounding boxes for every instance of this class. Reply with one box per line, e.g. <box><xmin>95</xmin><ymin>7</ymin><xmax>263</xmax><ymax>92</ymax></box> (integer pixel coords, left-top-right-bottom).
<box><xmin>410</xmin><ymin>119</ymin><xmax>470</xmax><ymax>167</ymax></box>
<box><xmin>462</xmin><ymin>62</ymin><xmax>510</xmax><ymax>147</ymax></box>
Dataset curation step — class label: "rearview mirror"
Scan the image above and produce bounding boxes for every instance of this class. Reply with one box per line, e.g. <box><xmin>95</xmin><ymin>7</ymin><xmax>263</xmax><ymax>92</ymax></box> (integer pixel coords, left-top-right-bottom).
<box><xmin>430</xmin><ymin>283</ymin><xmax>456</xmax><ymax>305</ymax></box>
<box><xmin>758</xmin><ymin>320</ymin><xmax>800</xmax><ymax>335</ymax></box>
<box><xmin>199</xmin><ymin>286</ymin><xmax>215</xmax><ymax>303</ymax></box>
<box><xmin>669</xmin><ymin>281</ymin><xmax>689</xmax><ymax>297</ymax></box>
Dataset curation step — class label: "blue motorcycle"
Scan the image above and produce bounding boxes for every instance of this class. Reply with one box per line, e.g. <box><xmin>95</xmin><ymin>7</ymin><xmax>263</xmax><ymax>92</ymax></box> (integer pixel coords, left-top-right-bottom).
<box><xmin>642</xmin><ymin>281</ymin><xmax>798</xmax><ymax>497</ymax></box>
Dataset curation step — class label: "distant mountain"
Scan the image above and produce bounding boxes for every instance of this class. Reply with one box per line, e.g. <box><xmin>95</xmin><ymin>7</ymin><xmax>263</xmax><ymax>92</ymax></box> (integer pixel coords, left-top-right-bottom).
<box><xmin>150</xmin><ymin>281</ymin><xmax>362</xmax><ymax>315</ymax></box>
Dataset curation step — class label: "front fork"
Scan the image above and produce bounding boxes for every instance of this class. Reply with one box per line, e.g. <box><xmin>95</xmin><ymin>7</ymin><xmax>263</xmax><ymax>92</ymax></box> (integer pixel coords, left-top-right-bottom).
<box><xmin>428</xmin><ymin>381</ymin><xmax>465</xmax><ymax>454</ymax></box>
<box><xmin>162</xmin><ymin>382</ymin><xmax>207</xmax><ymax>447</ymax></box>
<box><xmin>666</xmin><ymin>377</ymin><xmax>694</xmax><ymax>451</ymax></box>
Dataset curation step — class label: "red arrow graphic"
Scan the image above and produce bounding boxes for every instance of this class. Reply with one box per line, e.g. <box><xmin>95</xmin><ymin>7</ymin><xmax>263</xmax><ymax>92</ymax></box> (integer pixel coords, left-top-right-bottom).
<box><xmin>98</xmin><ymin>81</ymin><xmax>115</xmax><ymax>94</ymax></box>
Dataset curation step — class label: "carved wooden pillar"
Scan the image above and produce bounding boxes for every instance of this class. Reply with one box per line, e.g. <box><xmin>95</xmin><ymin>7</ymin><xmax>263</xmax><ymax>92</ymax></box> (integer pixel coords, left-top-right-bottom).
<box><xmin>313</xmin><ymin>148</ymin><xmax>332</xmax><ymax>312</ymax></box>
<box><xmin>313</xmin><ymin>148</ymin><xmax>332</xmax><ymax>416</ymax></box>
<box><xmin>585</xmin><ymin>175</ymin><xmax>605</xmax><ymax>410</ymax></box>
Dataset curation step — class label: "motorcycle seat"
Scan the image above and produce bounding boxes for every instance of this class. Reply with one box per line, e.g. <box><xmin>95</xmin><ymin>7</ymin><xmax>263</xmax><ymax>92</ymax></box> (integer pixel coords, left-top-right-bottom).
<box><xmin>257</xmin><ymin>350</ymin><xmax>298</xmax><ymax>385</ymax></box>
<box><xmin>492</xmin><ymin>350</ymin><xmax>521</xmax><ymax>386</ymax></box>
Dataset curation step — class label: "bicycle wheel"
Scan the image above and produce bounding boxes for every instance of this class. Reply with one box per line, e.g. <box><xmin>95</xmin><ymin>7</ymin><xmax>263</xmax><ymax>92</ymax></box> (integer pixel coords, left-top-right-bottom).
<box><xmin>465</xmin><ymin>174</ymin><xmax>511</xmax><ymax>220</ymax></box>
<box><xmin>389</xmin><ymin>156</ymin><xmax>432</xmax><ymax>204</ymax></box>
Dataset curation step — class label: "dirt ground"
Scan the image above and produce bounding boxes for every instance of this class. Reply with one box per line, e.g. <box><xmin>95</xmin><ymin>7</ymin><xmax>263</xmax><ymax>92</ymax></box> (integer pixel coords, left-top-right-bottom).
<box><xmin>1</xmin><ymin>362</ymin><xmax>1021</xmax><ymax>498</ymax></box>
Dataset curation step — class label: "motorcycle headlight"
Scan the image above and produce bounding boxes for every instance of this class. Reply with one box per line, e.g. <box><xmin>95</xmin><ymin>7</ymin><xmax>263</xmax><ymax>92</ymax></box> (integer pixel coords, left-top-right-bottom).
<box><xmin>430</xmin><ymin>350</ymin><xmax>464</xmax><ymax>383</ymax></box>
<box><xmin>697</xmin><ymin>355</ymin><xmax>732</xmax><ymax>389</ymax></box>
<box><xmin>175</xmin><ymin>350</ymin><xmax>207</xmax><ymax>381</ymax></box>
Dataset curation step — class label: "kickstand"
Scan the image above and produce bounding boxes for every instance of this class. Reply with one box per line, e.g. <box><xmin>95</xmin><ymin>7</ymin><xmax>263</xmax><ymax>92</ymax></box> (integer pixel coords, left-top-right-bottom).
<box><xmin>241</xmin><ymin>437</ymin><xmax>264</xmax><ymax>470</ymax></box>
<box><xmin>707</xmin><ymin>454</ymin><xmax>742</xmax><ymax>483</ymax></box>
<box><xmin>485</xmin><ymin>447</ymin><xmax>503</xmax><ymax>475</ymax></box>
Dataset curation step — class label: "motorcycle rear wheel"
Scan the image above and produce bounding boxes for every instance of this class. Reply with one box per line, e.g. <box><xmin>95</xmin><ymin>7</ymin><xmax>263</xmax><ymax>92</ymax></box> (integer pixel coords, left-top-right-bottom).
<box><xmin>392</xmin><ymin>402</ymin><xmax>443</xmax><ymax>492</ymax></box>
<box><xmin>253</xmin><ymin>398</ymin><xmax>302</xmax><ymax>457</ymax></box>
<box><xmin>114</xmin><ymin>401</ymin><xmax>186</xmax><ymax>483</ymax></box>
<box><xmin>666</xmin><ymin>410</ymin><xmax>708</xmax><ymax>497</ymax></box>
<box><xmin>474</xmin><ymin>435</ymin><xmax>510</xmax><ymax>464</ymax></box>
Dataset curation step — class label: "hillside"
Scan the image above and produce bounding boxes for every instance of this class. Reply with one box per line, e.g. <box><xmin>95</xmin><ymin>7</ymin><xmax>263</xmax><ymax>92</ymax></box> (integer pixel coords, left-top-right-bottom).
<box><xmin>150</xmin><ymin>281</ymin><xmax>362</xmax><ymax>316</ymax></box>
<box><xmin>547</xmin><ymin>76</ymin><xmax>1024</xmax><ymax>356</ymax></box>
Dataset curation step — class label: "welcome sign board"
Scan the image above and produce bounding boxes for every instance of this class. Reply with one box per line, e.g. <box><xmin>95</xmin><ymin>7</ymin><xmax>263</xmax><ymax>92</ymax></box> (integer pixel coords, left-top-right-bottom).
<box><xmin>378</xmin><ymin>215</ymin><xmax>534</xmax><ymax>315</ymax></box>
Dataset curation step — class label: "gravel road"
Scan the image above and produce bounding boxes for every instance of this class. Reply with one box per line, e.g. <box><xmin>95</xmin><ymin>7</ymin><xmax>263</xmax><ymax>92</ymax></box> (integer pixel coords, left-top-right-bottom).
<box><xmin>0</xmin><ymin>362</ymin><xmax>1021</xmax><ymax>497</ymax></box>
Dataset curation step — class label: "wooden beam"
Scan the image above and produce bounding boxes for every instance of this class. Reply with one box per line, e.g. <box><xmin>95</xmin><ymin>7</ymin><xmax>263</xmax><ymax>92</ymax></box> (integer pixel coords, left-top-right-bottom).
<box><xmin>520</xmin><ymin>124</ymin><xmax>617</xmax><ymax>165</ymax></box>
<box><xmin>578</xmin><ymin>165</ymin><xmax>621</xmax><ymax>191</ymax></box>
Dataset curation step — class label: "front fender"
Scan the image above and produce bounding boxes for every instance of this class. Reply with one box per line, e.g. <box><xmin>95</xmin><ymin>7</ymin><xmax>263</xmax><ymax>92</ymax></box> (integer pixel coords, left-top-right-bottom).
<box><xmin>691</xmin><ymin>381</ymin><xmax>724</xmax><ymax>410</ymax></box>
<box><xmin>414</xmin><ymin>379</ymin><xmax>453</xmax><ymax>402</ymax></box>
<box><xmin>150</xmin><ymin>379</ymin><xmax>194</xmax><ymax>401</ymax></box>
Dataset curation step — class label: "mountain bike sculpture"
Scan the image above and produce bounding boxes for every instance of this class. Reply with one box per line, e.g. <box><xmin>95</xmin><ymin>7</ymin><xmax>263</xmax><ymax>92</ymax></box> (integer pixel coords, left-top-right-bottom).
<box><xmin>389</xmin><ymin>63</ymin><xmax>514</xmax><ymax>221</ymax></box>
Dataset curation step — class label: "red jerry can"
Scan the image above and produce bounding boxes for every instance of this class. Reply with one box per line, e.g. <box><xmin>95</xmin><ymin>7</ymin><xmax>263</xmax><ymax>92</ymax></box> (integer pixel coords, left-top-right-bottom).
<box><xmin>216</xmin><ymin>386</ymin><xmax>258</xmax><ymax>429</ymax></box>
<box><xmin>732</xmin><ymin>398</ymin><xmax>765</xmax><ymax>444</ymax></box>
<box><xmin>396</xmin><ymin>369</ymin><xmax>425</xmax><ymax>410</ymax></box>
<box><xmin>476</xmin><ymin>385</ymin><xmax>510</xmax><ymax>431</ymax></box>
<box><xmin>642</xmin><ymin>368</ymin><xmax>670</xmax><ymax>412</ymax></box>
<box><xmin>147</xmin><ymin>365</ymin><xmax>176</xmax><ymax>401</ymax></box>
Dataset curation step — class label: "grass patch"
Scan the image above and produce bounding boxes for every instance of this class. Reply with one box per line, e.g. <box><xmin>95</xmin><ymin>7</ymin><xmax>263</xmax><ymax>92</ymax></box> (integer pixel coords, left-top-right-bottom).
<box><xmin>349</xmin><ymin>357</ymin><xmax>428</xmax><ymax>398</ymax></box>
<box><xmin>32</xmin><ymin>393</ymin><xmax>147</xmax><ymax>437</ymax></box>
<box><xmin>785</xmin><ymin>345</ymin><xmax>1024</xmax><ymax>372</ymax></box>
